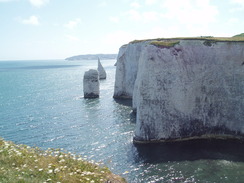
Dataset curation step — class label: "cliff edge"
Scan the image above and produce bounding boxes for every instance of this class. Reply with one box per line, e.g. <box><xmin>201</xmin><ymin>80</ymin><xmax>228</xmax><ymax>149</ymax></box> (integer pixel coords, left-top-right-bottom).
<box><xmin>114</xmin><ymin>37</ymin><xmax>244</xmax><ymax>143</ymax></box>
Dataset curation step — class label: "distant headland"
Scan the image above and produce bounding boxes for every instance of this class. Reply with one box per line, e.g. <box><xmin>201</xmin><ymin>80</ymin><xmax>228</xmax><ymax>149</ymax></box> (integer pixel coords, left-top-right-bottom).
<box><xmin>65</xmin><ymin>54</ymin><xmax>117</xmax><ymax>61</ymax></box>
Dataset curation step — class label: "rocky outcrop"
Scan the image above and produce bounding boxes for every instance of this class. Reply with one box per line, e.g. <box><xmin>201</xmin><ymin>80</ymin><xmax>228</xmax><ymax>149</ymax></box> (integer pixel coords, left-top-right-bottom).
<box><xmin>114</xmin><ymin>38</ymin><xmax>244</xmax><ymax>143</ymax></box>
<box><xmin>113</xmin><ymin>42</ymin><xmax>148</xmax><ymax>99</ymax></box>
<box><xmin>97</xmin><ymin>58</ymin><xmax>106</xmax><ymax>79</ymax></box>
<box><xmin>83</xmin><ymin>69</ymin><xmax>99</xmax><ymax>98</ymax></box>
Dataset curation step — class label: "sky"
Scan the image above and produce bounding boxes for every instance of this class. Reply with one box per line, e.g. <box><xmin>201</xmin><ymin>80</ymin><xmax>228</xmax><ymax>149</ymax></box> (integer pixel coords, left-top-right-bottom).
<box><xmin>0</xmin><ymin>0</ymin><xmax>243</xmax><ymax>60</ymax></box>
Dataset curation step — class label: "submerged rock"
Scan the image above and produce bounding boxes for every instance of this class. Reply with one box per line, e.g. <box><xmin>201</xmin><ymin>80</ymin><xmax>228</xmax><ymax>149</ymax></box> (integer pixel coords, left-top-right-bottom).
<box><xmin>83</xmin><ymin>69</ymin><xmax>99</xmax><ymax>98</ymax></box>
<box><xmin>97</xmin><ymin>58</ymin><xmax>106</xmax><ymax>79</ymax></box>
<box><xmin>114</xmin><ymin>38</ymin><xmax>244</xmax><ymax>143</ymax></box>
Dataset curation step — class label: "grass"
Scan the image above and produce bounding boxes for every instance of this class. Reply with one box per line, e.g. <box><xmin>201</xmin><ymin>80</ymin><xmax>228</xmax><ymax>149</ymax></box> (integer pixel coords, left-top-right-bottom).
<box><xmin>233</xmin><ymin>33</ymin><xmax>244</xmax><ymax>37</ymax></box>
<box><xmin>130</xmin><ymin>36</ymin><xmax>244</xmax><ymax>44</ymax></box>
<box><xmin>0</xmin><ymin>138</ymin><xmax>126</xmax><ymax>183</ymax></box>
<box><xmin>150</xmin><ymin>40</ymin><xmax>180</xmax><ymax>48</ymax></box>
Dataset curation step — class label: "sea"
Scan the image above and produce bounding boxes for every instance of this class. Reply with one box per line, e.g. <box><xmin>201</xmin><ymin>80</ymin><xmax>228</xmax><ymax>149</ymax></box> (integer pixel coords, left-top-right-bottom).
<box><xmin>0</xmin><ymin>59</ymin><xmax>244</xmax><ymax>183</ymax></box>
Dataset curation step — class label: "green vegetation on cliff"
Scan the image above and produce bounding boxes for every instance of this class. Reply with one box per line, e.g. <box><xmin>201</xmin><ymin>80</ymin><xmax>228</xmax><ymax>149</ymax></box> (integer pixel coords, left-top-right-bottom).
<box><xmin>130</xmin><ymin>36</ymin><xmax>244</xmax><ymax>45</ymax></box>
<box><xmin>0</xmin><ymin>138</ymin><xmax>126</xmax><ymax>183</ymax></box>
<box><xmin>233</xmin><ymin>33</ymin><xmax>244</xmax><ymax>37</ymax></box>
<box><xmin>150</xmin><ymin>40</ymin><xmax>180</xmax><ymax>48</ymax></box>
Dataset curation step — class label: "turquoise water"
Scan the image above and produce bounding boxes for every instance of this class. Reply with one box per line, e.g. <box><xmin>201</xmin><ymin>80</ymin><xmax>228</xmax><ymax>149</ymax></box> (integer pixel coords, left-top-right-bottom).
<box><xmin>0</xmin><ymin>60</ymin><xmax>244</xmax><ymax>182</ymax></box>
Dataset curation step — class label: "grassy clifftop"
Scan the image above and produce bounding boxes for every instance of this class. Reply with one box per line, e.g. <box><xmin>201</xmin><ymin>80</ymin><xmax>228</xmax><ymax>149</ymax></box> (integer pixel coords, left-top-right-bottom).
<box><xmin>130</xmin><ymin>36</ymin><xmax>244</xmax><ymax>44</ymax></box>
<box><xmin>233</xmin><ymin>33</ymin><xmax>244</xmax><ymax>37</ymax></box>
<box><xmin>0</xmin><ymin>138</ymin><xmax>126</xmax><ymax>183</ymax></box>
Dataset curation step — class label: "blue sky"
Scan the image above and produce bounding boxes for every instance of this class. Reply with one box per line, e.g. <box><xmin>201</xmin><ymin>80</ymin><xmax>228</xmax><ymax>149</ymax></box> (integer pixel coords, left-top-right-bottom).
<box><xmin>0</xmin><ymin>0</ymin><xmax>243</xmax><ymax>60</ymax></box>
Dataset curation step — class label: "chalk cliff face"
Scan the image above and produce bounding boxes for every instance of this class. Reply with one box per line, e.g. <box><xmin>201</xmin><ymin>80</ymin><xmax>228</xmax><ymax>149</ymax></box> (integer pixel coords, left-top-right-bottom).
<box><xmin>114</xmin><ymin>38</ymin><xmax>244</xmax><ymax>142</ymax></box>
<box><xmin>113</xmin><ymin>42</ymin><xmax>148</xmax><ymax>98</ymax></box>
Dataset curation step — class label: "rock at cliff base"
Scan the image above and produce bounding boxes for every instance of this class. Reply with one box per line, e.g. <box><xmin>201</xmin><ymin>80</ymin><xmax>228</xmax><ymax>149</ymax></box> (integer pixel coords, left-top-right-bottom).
<box><xmin>97</xmin><ymin>58</ymin><xmax>106</xmax><ymax>79</ymax></box>
<box><xmin>83</xmin><ymin>69</ymin><xmax>99</xmax><ymax>98</ymax></box>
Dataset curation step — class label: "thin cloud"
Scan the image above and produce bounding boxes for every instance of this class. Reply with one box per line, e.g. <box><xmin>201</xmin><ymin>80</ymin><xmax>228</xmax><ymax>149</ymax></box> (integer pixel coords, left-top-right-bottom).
<box><xmin>161</xmin><ymin>0</ymin><xmax>218</xmax><ymax>25</ymax></box>
<box><xmin>64</xmin><ymin>18</ymin><xmax>81</xmax><ymax>29</ymax></box>
<box><xmin>126</xmin><ymin>9</ymin><xmax>141</xmax><ymax>21</ymax></box>
<box><xmin>229</xmin><ymin>7</ymin><xmax>243</xmax><ymax>12</ymax></box>
<box><xmin>98</xmin><ymin>1</ymin><xmax>107</xmax><ymax>7</ymax></box>
<box><xmin>21</xmin><ymin>15</ymin><xmax>40</xmax><ymax>25</ymax></box>
<box><xmin>109</xmin><ymin>16</ymin><xmax>120</xmax><ymax>23</ymax></box>
<box><xmin>29</xmin><ymin>0</ymin><xmax>49</xmax><ymax>7</ymax></box>
<box><xmin>65</xmin><ymin>35</ymin><xmax>80</xmax><ymax>41</ymax></box>
<box><xmin>142</xmin><ymin>26</ymin><xmax>180</xmax><ymax>39</ymax></box>
<box><xmin>0</xmin><ymin>0</ymin><xmax>15</xmax><ymax>2</ymax></box>
<box><xmin>230</xmin><ymin>0</ymin><xmax>244</xmax><ymax>7</ymax></box>
<box><xmin>125</xmin><ymin>10</ymin><xmax>160</xmax><ymax>23</ymax></box>
<box><xmin>145</xmin><ymin>0</ymin><xmax>158</xmax><ymax>5</ymax></box>
<box><xmin>143</xmin><ymin>11</ymin><xmax>159</xmax><ymax>22</ymax></box>
<box><xmin>103</xmin><ymin>30</ymin><xmax>135</xmax><ymax>47</ymax></box>
<box><xmin>227</xmin><ymin>18</ymin><xmax>239</xmax><ymax>25</ymax></box>
<box><xmin>130</xmin><ymin>2</ymin><xmax>140</xmax><ymax>9</ymax></box>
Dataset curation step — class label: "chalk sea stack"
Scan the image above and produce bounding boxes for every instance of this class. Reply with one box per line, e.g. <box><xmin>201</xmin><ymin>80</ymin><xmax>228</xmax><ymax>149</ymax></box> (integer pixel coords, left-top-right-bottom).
<box><xmin>83</xmin><ymin>69</ymin><xmax>99</xmax><ymax>98</ymax></box>
<box><xmin>114</xmin><ymin>37</ymin><xmax>244</xmax><ymax>143</ymax></box>
<box><xmin>97</xmin><ymin>58</ymin><xmax>107</xmax><ymax>79</ymax></box>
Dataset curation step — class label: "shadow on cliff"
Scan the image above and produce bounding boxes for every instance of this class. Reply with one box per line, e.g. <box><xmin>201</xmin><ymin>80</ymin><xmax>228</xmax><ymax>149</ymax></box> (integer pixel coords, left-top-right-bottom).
<box><xmin>133</xmin><ymin>139</ymin><xmax>244</xmax><ymax>163</ymax></box>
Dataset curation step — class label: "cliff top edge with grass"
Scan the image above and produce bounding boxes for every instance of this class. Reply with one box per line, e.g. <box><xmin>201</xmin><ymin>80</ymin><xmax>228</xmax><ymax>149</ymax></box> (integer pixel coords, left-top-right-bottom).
<box><xmin>129</xmin><ymin>33</ymin><xmax>244</xmax><ymax>44</ymax></box>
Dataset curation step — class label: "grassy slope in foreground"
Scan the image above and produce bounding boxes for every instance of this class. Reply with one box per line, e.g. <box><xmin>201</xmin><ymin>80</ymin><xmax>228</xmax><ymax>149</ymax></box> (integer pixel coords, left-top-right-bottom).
<box><xmin>0</xmin><ymin>138</ymin><xmax>126</xmax><ymax>183</ymax></box>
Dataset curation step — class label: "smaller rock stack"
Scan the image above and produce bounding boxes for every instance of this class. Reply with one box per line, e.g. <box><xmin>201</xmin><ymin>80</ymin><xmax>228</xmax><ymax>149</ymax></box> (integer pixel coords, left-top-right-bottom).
<box><xmin>97</xmin><ymin>58</ymin><xmax>106</xmax><ymax>79</ymax></box>
<box><xmin>83</xmin><ymin>69</ymin><xmax>99</xmax><ymax>98</ymax></box>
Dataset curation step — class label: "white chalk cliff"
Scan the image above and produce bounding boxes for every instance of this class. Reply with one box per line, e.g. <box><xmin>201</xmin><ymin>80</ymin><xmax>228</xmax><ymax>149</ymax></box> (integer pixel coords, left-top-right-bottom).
<box><xmin>97</xmin><ymin>58</ymin><xmax>107</xmax><ymax>79</ymax></box>
<box><xmin>114</xmin><ymin>38</ymin><xmax>244</xmax><ymax>143</ymax></box>
<box><xmin>114</xmin><ymin>42</ymin><xmax>148</xmax><ymax>99</ymax></box>
<box><xmin>83</xmin><ymin>69</ymin><xmax>99</xmax><ymax>98</ymax></box>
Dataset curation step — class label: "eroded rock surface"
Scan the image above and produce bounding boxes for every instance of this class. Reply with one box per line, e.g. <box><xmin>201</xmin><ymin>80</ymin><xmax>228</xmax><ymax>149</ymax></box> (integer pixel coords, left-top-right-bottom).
<box><xmin>98</xmin><ymin>58</ymin><xmax>106</xmax><ymax>79</ymax></box>
<box><xmin>113</xmin><ymin>42</ymin><xmax>148</xmax><ymax>99</ymax></box>
<box><xmin>83</xmin><ymin>69</ymin><xmax>99</xmax><ymax>98</ymax></box>
<box><xmin>114</xmin><ymin>38</ymin><xmax>244</xmax><ymax>142</ymax></box>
